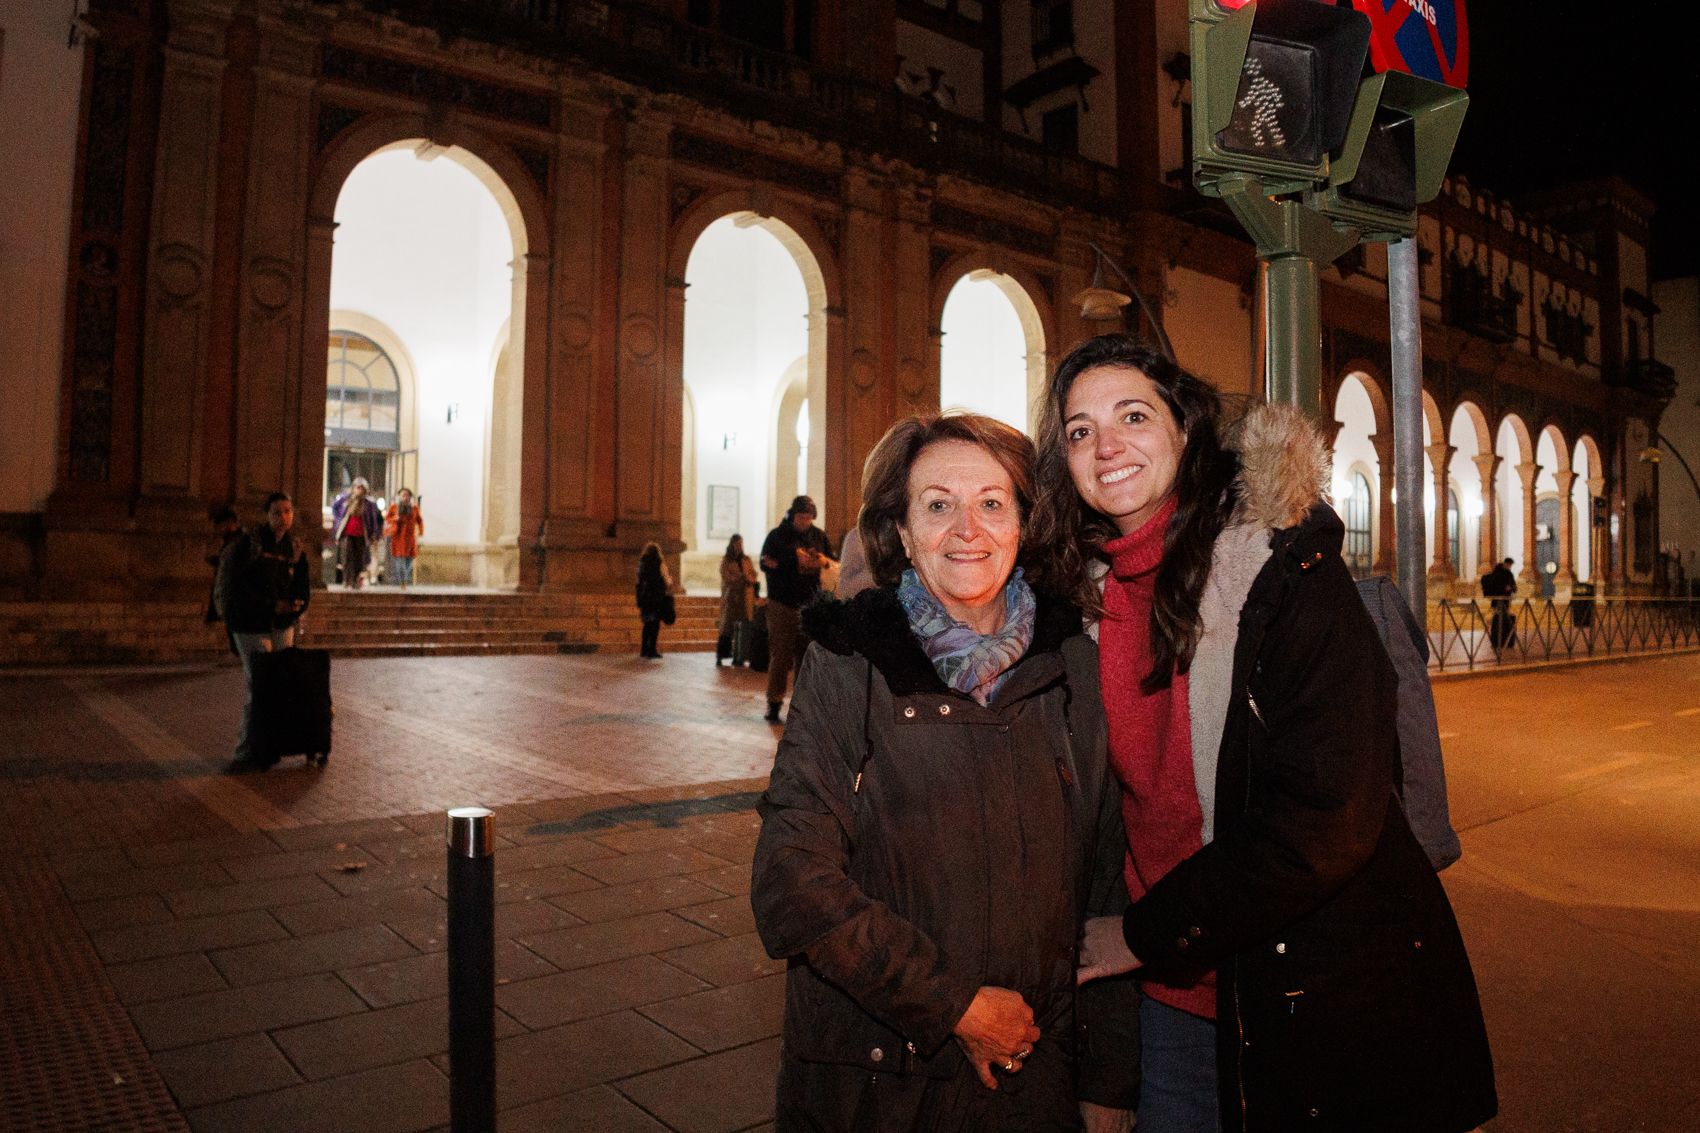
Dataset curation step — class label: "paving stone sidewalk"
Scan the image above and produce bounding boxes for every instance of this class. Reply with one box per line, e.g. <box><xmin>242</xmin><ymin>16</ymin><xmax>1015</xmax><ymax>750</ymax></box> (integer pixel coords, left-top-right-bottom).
<box><xmin>2</xmin><ymin>652</ymin><xmax>792</xmax><ymax>1133</ymax></box>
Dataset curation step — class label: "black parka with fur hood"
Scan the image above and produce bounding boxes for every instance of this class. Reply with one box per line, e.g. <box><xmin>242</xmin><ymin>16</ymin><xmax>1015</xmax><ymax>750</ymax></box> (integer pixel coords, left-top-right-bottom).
<box><xmin>1104</xmin><ymin>405</ymin><xmax>1496</xmax><ymax>1132</ymax></box>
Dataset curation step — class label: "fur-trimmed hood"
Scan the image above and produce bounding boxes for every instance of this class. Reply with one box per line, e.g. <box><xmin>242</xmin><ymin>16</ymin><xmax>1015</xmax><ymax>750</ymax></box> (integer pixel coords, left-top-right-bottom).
<box><xmin>1223</xmin><ymin>401</ymin><xmax>1332</xmax><ymax>533</ymax></box>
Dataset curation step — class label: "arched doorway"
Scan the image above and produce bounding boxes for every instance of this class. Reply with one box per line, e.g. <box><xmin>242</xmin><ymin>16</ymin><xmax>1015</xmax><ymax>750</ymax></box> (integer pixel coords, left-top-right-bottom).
<box><xmin>1332</xmin><ymin>373</ymin><xmax>1383</xmax><ymax>579</ymax></box>
<box><xmin>938</xmin><ymin>270</ymin><xmax>1046</xmax><ymax>433</ymax></box>
<box><xmin>678</xmin><ymin>213</ymin><xmax>825</xmax><ymax>590</ymax></box>
<box><xmin>326</xmin><ymin>141</ymin><xmax>529</xmax><ymax>587</ymax></box>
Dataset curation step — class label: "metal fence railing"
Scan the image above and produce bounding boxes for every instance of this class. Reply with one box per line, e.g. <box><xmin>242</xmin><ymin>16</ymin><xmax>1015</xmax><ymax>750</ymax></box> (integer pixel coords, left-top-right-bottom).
<box><xmin>1428</xmin><ymin>596</ymin><xmax>1700</xmax><ymax>672</ymax></box>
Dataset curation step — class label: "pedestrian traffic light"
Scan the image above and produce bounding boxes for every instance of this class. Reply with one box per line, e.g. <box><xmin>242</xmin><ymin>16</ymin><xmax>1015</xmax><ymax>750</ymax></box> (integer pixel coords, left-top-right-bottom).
<box><xmin>1190</xmin><ymin>0</ymin><xmax>1373</xmax><ymax>197</ymax></box>
<box><xmin>1311</xmin><ymin>70</ymin><xmax>1469</xmax><ymax>241</ymax></box>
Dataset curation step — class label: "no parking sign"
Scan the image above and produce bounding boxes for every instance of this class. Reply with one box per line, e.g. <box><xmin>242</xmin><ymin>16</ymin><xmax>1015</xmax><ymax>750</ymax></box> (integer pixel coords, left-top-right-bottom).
<box><xmin>1348</xmin><ymin>0</ymin><xmax>1469</xmax><ymax>88</ymax></box>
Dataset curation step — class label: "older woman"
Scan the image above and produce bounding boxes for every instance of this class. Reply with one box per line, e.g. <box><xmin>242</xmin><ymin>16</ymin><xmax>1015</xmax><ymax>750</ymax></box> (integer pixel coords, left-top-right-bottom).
<box><xmin>1031</xmin><ymin>335</ymin><xmax>1496</xmax><ymax>1132</ymax></box>
<box><xmin>751</xmin><ymin>413</ymin><xmax>1138</xmax><ymax>1132</ymax></box>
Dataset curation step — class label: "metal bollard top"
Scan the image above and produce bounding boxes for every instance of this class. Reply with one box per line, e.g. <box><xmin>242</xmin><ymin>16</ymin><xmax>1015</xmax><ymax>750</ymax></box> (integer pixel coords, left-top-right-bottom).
<box><xmin>446</xmin><ymin>807</ymin><xmax>495</xmax><ymax>858</ymax></box>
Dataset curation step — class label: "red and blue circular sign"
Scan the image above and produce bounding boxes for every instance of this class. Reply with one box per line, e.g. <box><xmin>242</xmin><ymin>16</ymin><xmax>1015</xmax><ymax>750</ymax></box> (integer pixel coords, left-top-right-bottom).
<box><xmin>1348</xmin><ymin>0</ymin><xmax>1469</xmax><ymax>89</ymax></box>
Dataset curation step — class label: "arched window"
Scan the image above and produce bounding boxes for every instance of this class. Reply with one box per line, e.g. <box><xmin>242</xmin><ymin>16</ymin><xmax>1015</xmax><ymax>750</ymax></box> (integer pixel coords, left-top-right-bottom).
<box><xmin>1343</xmin><ymin>470</ymin><xmax>1373</xmax><ymax>579</ymax></box>
<box><xmin>325</xmin><ymin>331</ymin><xmax>402</xmax><ymax>506</ymax></box>
<box><xmin>1446</xmin><ymin>488</ymin><xmax>1462</xmax><ymax>574</ymax></box>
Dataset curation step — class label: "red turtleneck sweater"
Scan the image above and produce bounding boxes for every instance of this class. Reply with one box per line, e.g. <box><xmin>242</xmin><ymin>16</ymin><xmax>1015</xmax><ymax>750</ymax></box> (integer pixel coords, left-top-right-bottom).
<box><xmin>1098</xmin><ymin>495</ymin><xmax>1217</xmax><ymax>1020</ymax></box>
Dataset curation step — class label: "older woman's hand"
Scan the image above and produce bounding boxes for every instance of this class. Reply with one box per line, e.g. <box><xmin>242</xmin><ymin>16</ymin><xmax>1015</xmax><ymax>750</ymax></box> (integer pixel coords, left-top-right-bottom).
<box><xmin>1076</xmin><ymin>915</ymin><xmax>1142</xmax><ymax>983</ymax></box>
<box><xmin>952</xmin><ymin>986</ymin><xmax>1042</xmax><ymax>1089</ymax></box>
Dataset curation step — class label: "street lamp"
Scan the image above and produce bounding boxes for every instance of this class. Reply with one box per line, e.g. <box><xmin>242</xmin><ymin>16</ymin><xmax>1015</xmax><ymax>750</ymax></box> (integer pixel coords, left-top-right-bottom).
<box><xmin>1075</xmin><ymin>241</ymin><xmax>1177</xmax><ymax>363</ymax></box>
<box><xmin>1641</xmin><ymin>431</ymin><xmax>1700</xmax><ymax>507</ymax></box>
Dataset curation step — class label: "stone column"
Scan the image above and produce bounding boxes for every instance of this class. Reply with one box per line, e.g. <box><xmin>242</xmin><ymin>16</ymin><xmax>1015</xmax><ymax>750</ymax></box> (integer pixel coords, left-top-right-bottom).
<box><xmin>137</xmin><ymin>1</ymin><xmax>233</xmax><ymax>501</ymax></box>
<box><xmin>1518</xmin><ymin>462</ymin><xmax>1542</xmax><ymax>588</ymax></box>
<box><xmin>537</xmin><ymin>93</ymin><xmax>612</xmax><ymax>587</ymax></box>
<box><xmin>1370</xmin><ymin>434</ymin><xmax>1397</xmax><ymax>576</ymax></box>
<box><xmin>1553</xmin><ymin>468</ymin><xmax>1577</xmax><ymax>590</ymax></box>
<box><xmin>233</xmin><ymin>19</ymin><xmax>317</xmax><ymax>512</ymax></box>
<box><xmin>612</xmin><ymin>108</ymin><xmax>674</xmax><ymax>544</ymax></box>
<box><xmin>831</xmin><ymin>165</ymin><xmax>897</xmax><ymax>532</ymax></box>
<box><xmin>1426</xmin><ymin>441</ymin><xmax>1455</xmax><ymax>582</ymax></box>
<box><xmin>1472</xmin><ymin>452</ymin><xmax>1502</xmax><ymax>579</ymax></box>
<box><xmin>1588</xmin><ymin>475</ymin><xmax>1606</xmax><ymax>584</ymax></box>
<box><xmin>892</xmin><ymin>179</ymin><xmax>934</xmax><ymax>426</ymax></box>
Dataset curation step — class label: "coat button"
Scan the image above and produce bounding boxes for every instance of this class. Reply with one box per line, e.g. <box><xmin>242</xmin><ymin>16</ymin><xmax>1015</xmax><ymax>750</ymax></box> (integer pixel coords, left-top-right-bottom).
<box><xmin>1275</xmin><ymin>942</ymin><xmax>1287</xmax><ymax>955</ymax></box>
<box><xmin>1308</xmin><ymin>1107</ymin><xmax>1321</xmax><ymax>1118</ymax></box>
<box><xmin>906</xmin><ymin>1041</ymin><xmax>917</xmax><ymax>1055</ymax></box>
<box><xmin>1175</xmin><ymin>937</ymin><xmax>1190</xmax><ymax>951</ymax></box>
<box><xmin>938</xmin><ymin>704</ymin><xmax>951</xmax><ymax>716</ymax></box>
<box><xmin>903</xmin><ymin>707</ymin><xmax>916</xmax><ymax>719</ymax></box>
<box><xmin>1413</xmin><ymin>938</ymin><xmax>1424</xmax><ymax>950</ymax></box>
<box><xmin>870</xmin><ymin>1047</ymin><xmax>884</xmax><ymax>1063</ymax></box>
<box><xmin>1187</xmin><ymin>926</ymin><xmax>1203</xmax><ymax>939</ymax></box>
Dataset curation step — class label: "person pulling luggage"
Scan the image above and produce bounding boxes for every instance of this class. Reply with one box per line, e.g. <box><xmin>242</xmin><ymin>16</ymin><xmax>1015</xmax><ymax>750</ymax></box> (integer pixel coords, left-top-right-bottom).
<box><xmin>215</xmin><ymin>491</ymin><xmax>312</xmax><ymax>772</ymax></box>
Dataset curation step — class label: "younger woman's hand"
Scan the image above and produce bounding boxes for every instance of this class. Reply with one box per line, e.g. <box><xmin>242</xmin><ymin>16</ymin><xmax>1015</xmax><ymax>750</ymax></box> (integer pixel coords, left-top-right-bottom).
<box><xmin>1076</xmin><ymin>915</ymin><xmax>1142</xmax><ymax>983</ymax></box>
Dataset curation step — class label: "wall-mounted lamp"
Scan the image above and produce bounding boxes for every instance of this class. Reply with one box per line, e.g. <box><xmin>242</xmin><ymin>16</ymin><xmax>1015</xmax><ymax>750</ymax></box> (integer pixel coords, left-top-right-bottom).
<box><xmin>1162</xmin><ymin>51</ymin><xmax>1191</xmax><ymax>107</ymax></box>
<box><xmin>1074</xmin><ymin>241</ymin><xmax>1176</xmax><ymax>363</ymax></box>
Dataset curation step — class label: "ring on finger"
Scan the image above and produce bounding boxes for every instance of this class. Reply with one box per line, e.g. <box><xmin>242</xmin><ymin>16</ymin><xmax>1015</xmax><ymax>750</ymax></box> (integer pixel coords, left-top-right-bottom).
<box><xmin>1017</xmin><ymin>1046</ymin><xmax>1032</xmax><ymax>1060</ymax></box>
<box><xmin>1003</xmin><ymin>1058</ymin><xmax>1016</xmax><ymax>1072</ymax></box>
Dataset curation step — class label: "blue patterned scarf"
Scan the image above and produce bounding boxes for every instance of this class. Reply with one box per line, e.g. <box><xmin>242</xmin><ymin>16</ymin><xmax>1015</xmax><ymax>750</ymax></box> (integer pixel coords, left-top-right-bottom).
<box><xmin>897</xmin><ymin>568</ymin><xmax>1037</xmax><ymax>706</ymax></box>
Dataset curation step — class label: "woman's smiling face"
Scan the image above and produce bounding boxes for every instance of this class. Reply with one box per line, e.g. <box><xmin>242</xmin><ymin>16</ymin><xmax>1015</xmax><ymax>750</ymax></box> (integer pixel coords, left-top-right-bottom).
<box><xmin>898</xmin><ymin>439</ymin><xmax>1021</xmax><ymax>631</ymax></box>
<box><xmin>1061</xmin><ymin>364</ymin><xmax>1185</xmax><ymax>536</ymax></box>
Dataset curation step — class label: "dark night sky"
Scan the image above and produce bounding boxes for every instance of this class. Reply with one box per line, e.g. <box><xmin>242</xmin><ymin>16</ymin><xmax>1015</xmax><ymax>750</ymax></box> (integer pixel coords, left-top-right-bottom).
<box><xmin>1446</xmin><ymin>4</ymin><xmax>1696</xmax><ymax>280</ymax></box>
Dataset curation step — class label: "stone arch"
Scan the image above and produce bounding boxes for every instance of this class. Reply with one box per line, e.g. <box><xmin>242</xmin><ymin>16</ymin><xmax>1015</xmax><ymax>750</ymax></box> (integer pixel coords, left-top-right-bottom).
<box><xmin>303</xmin><ymin>114</ymin><xmax>549</xmax><ymax>588</ymax></box>
<box><xmin>310</xmin><ymin>116</ymin><xmax>549</xmax><ymax>257</ymax></box>
<box><xmin>1494</xmin><ymin>412</ymin><xmax>1536</xmax><ymax>584</ymax></box>
<box><xmin>1572</xmin><ymin>433</ymin><xmax>1604</xmax><ymax>582</ymax></box>
<box><xmin>667</xmin><ymin>191</ymin><xmax>842</xmax><ymax>539</ymax></box>
<box><xmin>929</xmin><ymin>252</ymin><xmax>1056</xmax><ymax>429</ymax></box>
<box><xmin>1329</xmin><ymin>361</ymin><xmax>1391</xmax><ymax>438</ymax></box>
<box><xmin>1446</xmin><ymin>400</ymin><xmax>1492</xmax><ymax>579</ymax></box>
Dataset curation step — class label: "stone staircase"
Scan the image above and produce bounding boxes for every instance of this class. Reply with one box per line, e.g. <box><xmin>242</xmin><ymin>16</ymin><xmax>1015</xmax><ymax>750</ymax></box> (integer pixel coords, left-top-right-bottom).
<box><xmin>0</xmin><ymin>590</ymin><xmax>723</xmax><ymax>666</ymax></box>
<box><xmin>297</xmin><ymin>590</ymin><xmax>721</xmax><ymax>658</ymax></box>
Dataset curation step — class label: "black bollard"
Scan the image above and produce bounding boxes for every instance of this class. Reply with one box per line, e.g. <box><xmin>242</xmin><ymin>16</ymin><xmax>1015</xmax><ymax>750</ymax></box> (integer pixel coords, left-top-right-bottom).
<box><xmin>446</xmin><ymin>806</ymin><xmax>496</xmax><ymax>1133</ymax></box>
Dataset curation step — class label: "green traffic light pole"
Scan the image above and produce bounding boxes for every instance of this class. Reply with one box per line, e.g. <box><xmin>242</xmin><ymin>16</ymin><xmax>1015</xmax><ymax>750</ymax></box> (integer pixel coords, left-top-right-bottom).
<box><xmin>1214</xmin><ymin>173</ymin><xmax>1361</xmax><ymax>415</ymax></box>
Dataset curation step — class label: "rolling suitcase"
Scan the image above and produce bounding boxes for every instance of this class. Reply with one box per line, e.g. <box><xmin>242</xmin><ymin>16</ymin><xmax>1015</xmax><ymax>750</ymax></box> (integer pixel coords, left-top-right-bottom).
<box><xmin>730</xmin><ymin>619</ymin><xmax>755</xmax><ymax>666</ymax></box>
<box><xmin>747</xmin><ymin>606</ymin><xmax>770</xmax><ymax>672</ymax></box>
<box><xmin>250</xmin><ymin>646</ymin><xmax>333</xmax><ymax>767</ymax></box>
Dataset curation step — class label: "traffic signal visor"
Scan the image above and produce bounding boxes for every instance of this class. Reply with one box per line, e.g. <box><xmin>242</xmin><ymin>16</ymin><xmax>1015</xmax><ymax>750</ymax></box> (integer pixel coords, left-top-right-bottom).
<box><xmin>1193</xmin><ymin>0</ymin><xmax>1373</xmax><ymax>196</ymax></box>
<box><xmin>1318</xmin><ymin>70</ymin><xmax>1469</xmax><ymax>239</ymax></box>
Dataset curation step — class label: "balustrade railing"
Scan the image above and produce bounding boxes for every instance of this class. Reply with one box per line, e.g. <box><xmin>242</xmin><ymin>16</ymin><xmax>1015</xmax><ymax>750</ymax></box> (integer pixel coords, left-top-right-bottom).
<box><xmin>362</xmin><ymin>0</ymin><xmax>1126</xmax><ymax>213</ymax></box>
<box><xmin>1428</xmin><ymin>596</ymin><xmax>1700</xmax><ymax>673</ymax></box>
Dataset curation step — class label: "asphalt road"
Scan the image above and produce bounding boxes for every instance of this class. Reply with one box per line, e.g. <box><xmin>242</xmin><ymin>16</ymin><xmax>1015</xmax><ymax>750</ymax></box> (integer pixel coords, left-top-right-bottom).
<box><xmin>1433</xmin><ymin>653</ymin><xmax>1700</xmax><ymax>1132</ymax></box>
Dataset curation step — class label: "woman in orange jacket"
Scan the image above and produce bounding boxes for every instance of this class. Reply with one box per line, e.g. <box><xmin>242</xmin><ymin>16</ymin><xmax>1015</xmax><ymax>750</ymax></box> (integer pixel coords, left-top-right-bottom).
<box><xmin>384</xmin><ymin>488</ymin><xmax>424</xmax><ymax>588</ymax></box>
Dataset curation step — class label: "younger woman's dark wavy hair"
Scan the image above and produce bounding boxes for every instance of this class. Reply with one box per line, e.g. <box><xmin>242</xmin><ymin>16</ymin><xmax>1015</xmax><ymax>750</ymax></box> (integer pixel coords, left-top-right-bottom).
<box><xmin>1028</xmin><ymin>335</ymin><xmax>1241</xmax><ymax>693</ymax></box>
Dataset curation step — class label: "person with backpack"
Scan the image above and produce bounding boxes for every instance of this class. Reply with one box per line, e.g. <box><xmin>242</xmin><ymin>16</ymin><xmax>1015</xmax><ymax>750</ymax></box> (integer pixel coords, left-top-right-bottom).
<box><xmin>214</xmin><ymin>491</ymin><xmax>312</xmax><ymax>771</ymax></box>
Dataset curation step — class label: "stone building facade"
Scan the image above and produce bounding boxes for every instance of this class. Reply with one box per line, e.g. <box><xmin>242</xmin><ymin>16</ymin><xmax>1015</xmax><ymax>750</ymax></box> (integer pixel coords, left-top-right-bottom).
<box><xmin>0</xmin><ymin>0</ymin><xmax>1675</xmax><ymax>600</ymax></box>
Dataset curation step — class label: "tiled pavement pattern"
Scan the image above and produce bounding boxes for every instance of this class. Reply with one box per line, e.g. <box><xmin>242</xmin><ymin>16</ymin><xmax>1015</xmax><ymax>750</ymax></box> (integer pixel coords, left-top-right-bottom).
<box><xmin>2</xmin><ymin>653</ymin><xmax>791</xmax><ymax>1133</ymax></box>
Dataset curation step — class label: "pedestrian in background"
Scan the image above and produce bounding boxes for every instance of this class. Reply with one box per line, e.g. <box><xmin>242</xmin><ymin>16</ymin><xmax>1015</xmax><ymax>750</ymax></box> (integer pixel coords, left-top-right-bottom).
<box><xmin>635</xmin><ymin>541</ymin><xmax>673</xmax><ymax>660</ymax></box>
<box><xmin>1034</xmin><ymin>336</ymin><xmax>1495</xmax><ymax>1132</ymax></box>
<box><xmin>758</xmin><ymin>495</ymin><xmax>833</xmax><ymax>722</ymax></box>
<box><xmin>330</xmin><ymin>477</ymin><xmax>382</xmax><ymax>590</ymax></box>
<box><xmin>716</xmin><ymin>534</ymin><xmax>759</xmax><ymax>666</ymax></box>
<box><xmin>204</xmin><ymin>504</ymin><xmax>242</xmax><ymax>627</ymax></box>
<box><xmin>384</xmin><ymin>488</ymin><xmax>424</xmax><ymax>588</ymax></box>
<box><xmin>1482</xmin><ymin>556</ymin><xmax>1517</xmax><ymax>648</ymax></box>
<box><xmin>214</xmin><ymin>491</ymin><xmax>312</xmax><ymax>772</ymax></box>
